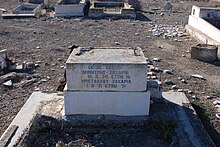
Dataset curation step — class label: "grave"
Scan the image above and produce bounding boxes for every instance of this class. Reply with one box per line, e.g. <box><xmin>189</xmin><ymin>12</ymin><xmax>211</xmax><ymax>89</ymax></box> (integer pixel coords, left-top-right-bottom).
<box><xmin>191</xmin><ymin>44</ymin><xmax>218</xmax><ymax>63</ymax></box>
<box><xmin>64</xmin><ymin>47</ymin><xmax>150</xmax><ymax>116</ymax></box>
<box><xmin>89</xmin><ymin>0</ymin><xmax>136</xmax><ymax>19</ymax></box>
<box><xmin>54</xmin><ymin>0</ymin><xmax>86</xmax><ymax>17</ymax></box>
<box><xmin>1</xmin><ymin>3</ymin><xmax>44</xmax><ymax>19</ymax></box>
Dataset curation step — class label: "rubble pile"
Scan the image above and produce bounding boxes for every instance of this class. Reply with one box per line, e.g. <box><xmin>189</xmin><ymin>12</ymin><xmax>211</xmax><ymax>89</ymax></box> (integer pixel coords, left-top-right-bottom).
<box><xmin>149</xmin><ymin>23</ymin><xmax>186</xmax><ymax>39</ymax></box>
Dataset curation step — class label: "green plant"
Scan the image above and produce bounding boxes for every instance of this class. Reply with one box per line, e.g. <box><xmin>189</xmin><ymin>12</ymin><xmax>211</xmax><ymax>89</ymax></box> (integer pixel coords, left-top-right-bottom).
<box><xmin>145</xmin><ymin>117</ymin><xmax>177</xmax><ymax>143</ymax></box>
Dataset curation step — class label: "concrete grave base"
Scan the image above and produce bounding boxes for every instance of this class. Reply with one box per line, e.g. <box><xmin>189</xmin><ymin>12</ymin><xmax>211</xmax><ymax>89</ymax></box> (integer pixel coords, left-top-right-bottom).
<box><xmin>0</xmin><ymin>91</ymin><xmax>215</xmax><ymax>147</ymax></box>
<box><xmin>64</xmin><ymin>87</ymin><xmax>151</xmax><ymax>116</ymax></box>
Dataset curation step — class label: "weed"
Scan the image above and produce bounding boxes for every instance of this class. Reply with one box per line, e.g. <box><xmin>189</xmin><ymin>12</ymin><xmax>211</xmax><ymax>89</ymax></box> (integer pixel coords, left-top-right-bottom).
<box><xmin>145</xmin><ymin>116</ymin><xmax>177</xmax><ymax>143</ymax></box>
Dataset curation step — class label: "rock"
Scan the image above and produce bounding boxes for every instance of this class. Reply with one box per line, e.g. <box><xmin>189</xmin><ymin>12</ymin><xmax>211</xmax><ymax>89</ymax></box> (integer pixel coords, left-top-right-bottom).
<box><xmin>60</xmin><ymin>66</ymin><xmax>65</xmax><ymax>69</ymax></box>
<box><xmin>188</xmin><ymin>90</ymin><xmax>193</xmax><ymax>94</ymax></box>
<box><xmin>36</xmin><ymin>46</ymin><xmax>41</xmax><ymax>49</ymax></box>
<box><xmin>150</xmin><ymin>76</ymin><xmax>157</xmax><ymax>79</ymax></box>
<box><xmin>163</xmin><ymin>2</ymin><xmax>172</xmax><ymax>11</ymax></box>
<box><xmin>192</xmin><ymin>95</ymin><xmax>197</xmax><ymax>99</ymax></box>
<box><xmin>36</xmin><ymin>61</ymin><xmax>42</xmax><ymax>64</ymax></box>
<box><xmin>182</xmin><ymin>54</ymin><xmax>186</xmax><ymax>57</ymax></box>
<box><xmin>153</xmin><ymin>58</ymin><xmax>161</xmax><ymax>62</ymax></box>
<box><xmin>181</xmin><ymin>79</ymin><xmax>187</xmax><ymax>84</ymax></box>
<box><xmin>3</xmin><ymin>80</ymin><xmax>12</xmax><ymax>87</ymax></box>
<box><xmin>171</xmin><ymin>85</ymin><xmax>177</xmax><ymax>89</ymax></box>
<box><xmin>150</xmin><ymin>67</ymin><xmax>162</xmax><ymax>72</ymax></box>
<box><xmin>26</xmin><ymin>62</ymin><xmax>35</xmax><ymax>69</ymax></box>
<box><xmin>215</xmin><ymin>105</ymin><xmax>220</xmax><ymax>108</ymax></box>
<box><xmin>177</xmin><ymin>89</ymin><xmax>183</xmax><ymax>92</ymax></box>
<box><xmin>115</xmin><ymin>42</ymin><xmax>120</xmax><ymax>45</ymax></box>
<box><xmin>206</xmin><ymin>96</ymin><xmax>212</xmax><ymax>99</ymax></box>
<box><xmin>192</xmin><ymin>74</ymin><xmax>205</xmax><ymax>80</ymax></box>
<box><xmin>134</xmin><ymin>33</ymin><xmax>139</xmax><ymax>36</ymax></box>
<box><xmin>213</xmin><ymin>100</ymin><xmax>220</xmax><ymax>105</ymax></box>
<box><xmin>177</xmin><ymin>77</ymin><xmax>182</xmax><ymax>80</ymax></box>
<box><xmin>163</xmin><ymin>70</ymin><xmax>173</xmax><ymax>75</ymax></box>
<box><xmin>164</xmin><ymin>79</ymin><xmax>175</xmax><ymax>85</ymax></box>
<box><xmin>160</xmin><ymin>13</ymin><xmax>164</xmax><ymax>16</ymax></box>
<box><xmin>147</xmin><ymin>72</ymin><xmax>156</xmax><ymax>76</ymax></box>
<box><xmin>216</xmin><ymin>113</ymin><xmax>220</xmax><ymax>119</ymax></box>
<box><xmin>40</xmin><ymin>79</ymin><xmax>47</xmax><ymax>82</ymax></box>
<box><xmin>34</xmin><ymin>88</ymin><xmax>40</xmax><ymax>91</ymax></box>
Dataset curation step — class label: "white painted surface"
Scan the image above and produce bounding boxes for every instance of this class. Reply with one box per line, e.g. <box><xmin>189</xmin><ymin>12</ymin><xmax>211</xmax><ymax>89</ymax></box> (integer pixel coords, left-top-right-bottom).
<box><xmin>54</xmin><ymin>4</ymin><xmax>85</xmax><ymax>17</ymax></box>
<box><xmin>188</xmin><ymin>15</ymin><xmax>220</xmax><ymax>43</ymax></box>
<box><xmin>188</xmin><ymin>6</ymin><xmax>220</xmax><ymax>44</ymax></box>
<box><xmin>64</xmin><ymin>88</ymin><xmax>150</xmax><ymax>116</ymax></box>
<box><xmin>0</xmin><ymin>92</ymin><xmax>59</xmax><ymax>147</ymax></box>
<box><xmin>66</xmin><ymin>48</ymin><xmax>147</xmax><ymax>91</ymax></box>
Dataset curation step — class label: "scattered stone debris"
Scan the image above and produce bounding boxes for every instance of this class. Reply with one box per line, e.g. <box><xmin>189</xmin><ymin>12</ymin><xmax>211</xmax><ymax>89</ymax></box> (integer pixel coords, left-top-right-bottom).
<box><xmin>150</xmin><ymin>24</ymin><xmax>184</xmax><ymax>39</ymax></box>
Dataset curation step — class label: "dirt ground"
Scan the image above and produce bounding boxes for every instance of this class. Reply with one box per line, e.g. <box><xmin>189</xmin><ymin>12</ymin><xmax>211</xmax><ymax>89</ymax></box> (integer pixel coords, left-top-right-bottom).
<box><xmin>0</xmin><ymin>0</ymin><xmax>220</xmax><ymax>146</ymax></box>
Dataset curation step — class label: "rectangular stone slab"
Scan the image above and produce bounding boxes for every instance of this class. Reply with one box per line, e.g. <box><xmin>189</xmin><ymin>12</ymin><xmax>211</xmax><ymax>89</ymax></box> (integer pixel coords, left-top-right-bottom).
<box><xmin>64</xmin><ymin>88</ymin><xmax>150</xmax><ymax>116</ymax></box>
<box><xmin>66</xmin><ymin>47</ymin><xmax>147</xmax><ymax>91</ymax></box>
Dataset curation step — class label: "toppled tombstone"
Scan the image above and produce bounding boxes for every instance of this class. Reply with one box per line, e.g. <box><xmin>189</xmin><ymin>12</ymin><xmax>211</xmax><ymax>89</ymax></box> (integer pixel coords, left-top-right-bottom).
<box><xmin>163</xmin><ymin>2</ymin><xmax>172</xmax><ymax>11</ymax></box>
<box><xmin>191</xmin><ymin>44</ymin><xmax>218</xmax><ymax>63</ymax></box>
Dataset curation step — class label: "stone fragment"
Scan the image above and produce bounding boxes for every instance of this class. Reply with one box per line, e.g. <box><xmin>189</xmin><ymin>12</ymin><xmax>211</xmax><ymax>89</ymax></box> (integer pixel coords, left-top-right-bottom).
<box><xmin>164</xmin><ymin>79</ymin><xmax>175</xmax><ymax>85</ymax></box>
<box><xmin>3</xmin><ymin>80</ymin><xmax>12</xmax><ymax>87</ymax></box>
<box><xmin>115</xmin><ymin>42</ymin><xmax>120</xmax><ymax>45</ymax></box>
<box><xmin>181</xmin><ymin>79</ymin><xmax>187</xmax><ymax>84</ymax></box>
<box><xmin>192</xmin><ymin>95</ymin><xmax>197</xmax><ymax>99</ymax></box>
<box><xmin>147</xmin><ymin>72</ymin><xmax>156</xmax><ymax>76</ymax></box>
<box><xmin>216</xmin><ymin>113</ymin><xmax>220</xmax><ymax>119</ymax></box>
<box><xmin>177</xmin><ymin>89</ymin><xmax>183</xmax><ymax>92</ymax></box>
<box><xmin>192</xmin><ymin>74</ymin><xmax>205</xmax><ymax>80</ymax></box>
<box><xmin>163</xmin><ymin>70</ymin><xmax>173</xmax><ymax>75</ymax></box>
<box><xmin>153</xmin><ymin>58</ymin><xmax>161</xmax><ymax>62</ymax></box>
<box><xmin>36</xmin><ymin>61</ymin><xmax>42</xmax><ymax>64</ymax></box>
<box><xmin>213</xmin><ymin>100</ymin><xmax>220</xmax><ymax>105</ymax></box>
<box><xmin>171</xmin><ymin>85</ymin><xmax>177</xmax><ymax>89</ymax></box>
<box><xmin>26</xmin><ymin>62</ymin><xmax>35</xmax><ymax>69</ymax></box>
<box><xmin>163</xmin><ymin>2</ymin><xmax>172</xmax><ymax>11</ymax></box>
<box><xmin>188</xmin><ymin>90</ymin><xmax>193</xmax><ymax>94</ymax></box>
<box><xmin>178</xmin><ymin>77</ymin><xmax>182</xmax><ymax>80</ymax></box>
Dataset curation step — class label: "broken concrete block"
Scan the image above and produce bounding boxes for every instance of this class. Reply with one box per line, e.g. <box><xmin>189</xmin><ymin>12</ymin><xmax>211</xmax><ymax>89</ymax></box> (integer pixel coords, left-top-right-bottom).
<box><xmin>191</xmin><ymin>44</ymin><xmax>218</xmax><ymax>63</ymax></box>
